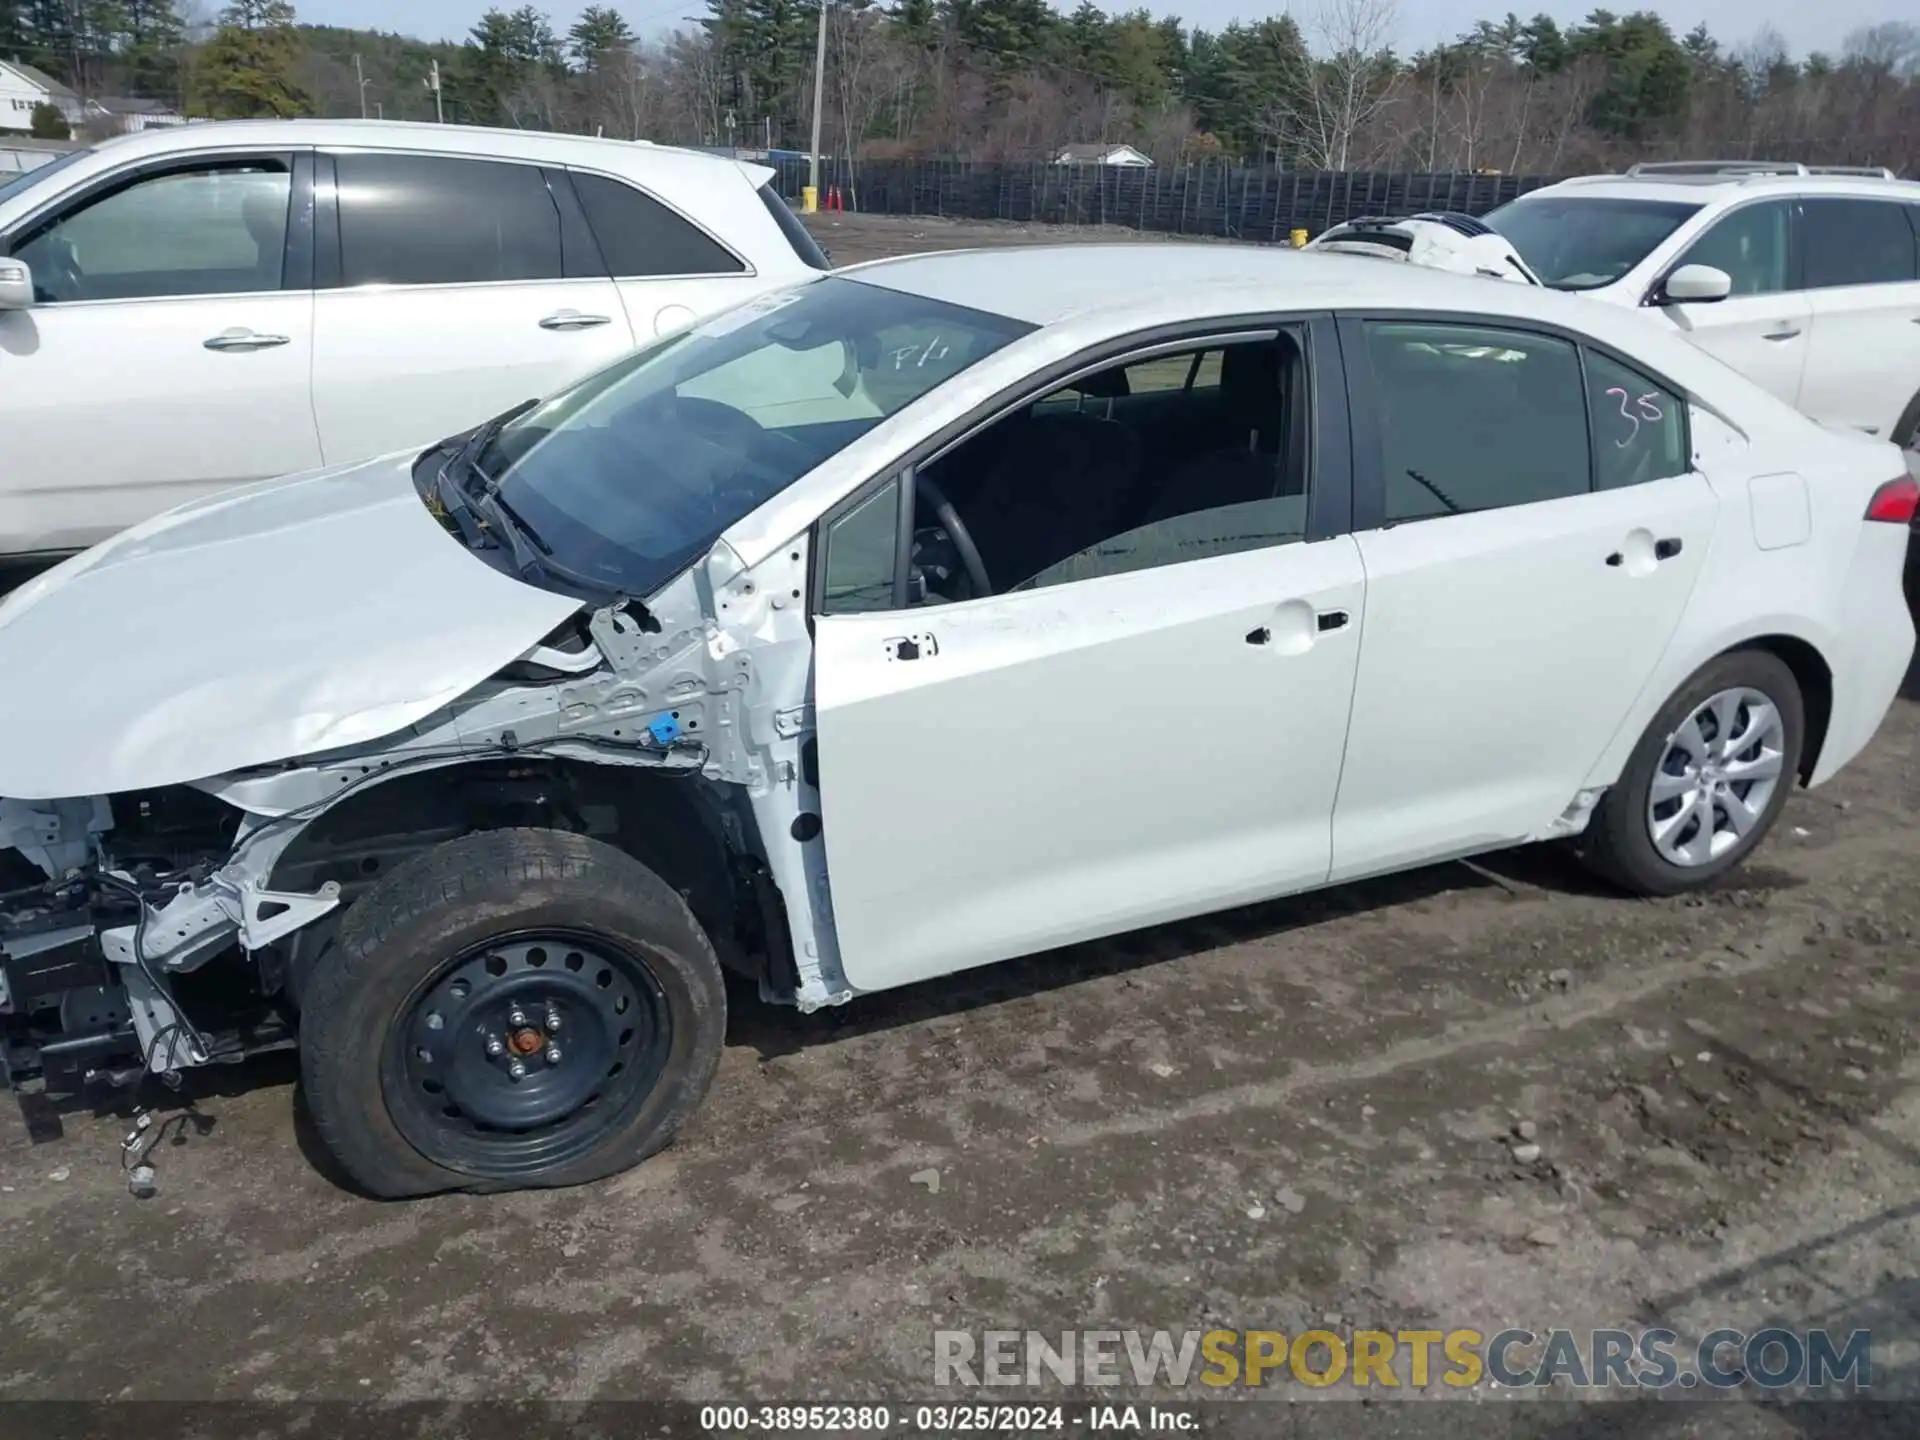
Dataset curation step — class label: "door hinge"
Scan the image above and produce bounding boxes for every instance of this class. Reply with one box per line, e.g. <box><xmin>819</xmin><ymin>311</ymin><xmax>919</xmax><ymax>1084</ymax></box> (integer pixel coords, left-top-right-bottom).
<box><xmin>772</xmin><ymin>704</ymin><xmax>814</xmax><ymax>739</ymax></box>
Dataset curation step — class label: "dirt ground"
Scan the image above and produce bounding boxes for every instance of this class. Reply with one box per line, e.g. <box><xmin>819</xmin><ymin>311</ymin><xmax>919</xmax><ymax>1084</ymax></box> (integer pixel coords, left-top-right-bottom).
<box><xmin>3</xmin><ymin>215</ymin><xmax>1920</xmax><ymax>1438</ymax></box>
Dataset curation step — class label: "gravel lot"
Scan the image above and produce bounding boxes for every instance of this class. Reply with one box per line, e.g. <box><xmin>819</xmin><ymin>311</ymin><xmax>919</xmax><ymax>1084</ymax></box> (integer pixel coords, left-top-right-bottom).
<box><xmin>3</xmin><ymin>214</ymin><xmax>1919</xmax><ymax>1438</ymax></box>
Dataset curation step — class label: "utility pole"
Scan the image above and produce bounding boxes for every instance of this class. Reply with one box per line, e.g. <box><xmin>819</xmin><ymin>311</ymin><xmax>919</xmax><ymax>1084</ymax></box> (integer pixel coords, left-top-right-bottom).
<box><xmin>353</xmin><ymin>53</ymin><xmax>368</xmax><ymax>119</ymax></box>
<box><xmin>426</xmin><ymin>59</ymin><xmax>444</xmax><ymax>124</ymax></box>
<box><xmin>805</xmin><ymin>0</ymin><xmax>827</xmax><ymax>211</ymax></box>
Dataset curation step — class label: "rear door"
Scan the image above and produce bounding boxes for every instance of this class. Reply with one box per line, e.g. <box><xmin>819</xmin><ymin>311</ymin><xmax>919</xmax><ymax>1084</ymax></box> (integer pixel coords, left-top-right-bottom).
<box><xmin>1330</xmin><ymin>317</ymin><xmax>1718</xmax><ymax>881</ymax></box>
<box><xmin>1793</xmin><ymin>196</ymin><xmax>1920</xmax><ymax>441</ymax></box>
<box><xmin>0</xmin><ymin>150</ymin><xmax>322</xmax><ymax>557</ymax></box>
<box><xmin>1653</xmin><ymin>199</ymin><xmax>1810</xmax><ymax>409</ymax></box>
<box><xmin>309</xmin><ymin>150</ymin><xmax>636</xmax><ymax>464</ymax></box>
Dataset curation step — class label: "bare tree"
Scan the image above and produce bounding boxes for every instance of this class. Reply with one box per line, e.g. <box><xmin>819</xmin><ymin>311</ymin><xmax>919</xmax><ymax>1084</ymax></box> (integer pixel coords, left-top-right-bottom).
<box><xmin>1271</xmin><ymin>0</ymin><xmax>1405</xmax><ymax>170</ymax></box>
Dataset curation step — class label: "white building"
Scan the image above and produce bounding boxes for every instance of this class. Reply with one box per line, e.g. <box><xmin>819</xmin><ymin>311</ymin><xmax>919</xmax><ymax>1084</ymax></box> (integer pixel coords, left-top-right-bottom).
<box><xmin>1052</xmin><ymin>143</ymin><xmax>1155</xmax><ymax>168</ymax></box>
<box><xmin>85</xmin><ymin>96</ymin><xmax>188</xmax><ymax>133</ymax></box>
<box><xmin>0</xmin><ymin>59</ymin><xmax>84</xmax><ymax>132</ymax></box>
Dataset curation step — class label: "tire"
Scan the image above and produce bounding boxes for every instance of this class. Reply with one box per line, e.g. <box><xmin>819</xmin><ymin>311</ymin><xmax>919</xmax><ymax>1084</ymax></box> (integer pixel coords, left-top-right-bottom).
<box><xmin>299</xmin><ymin>827</ymin><xmax>726</xmax><ymax>1198</ymax></box>
<box><xmin>1576</xmin><ymin>649</ymin><xmax>1804</xmax><ymax>897</ymax></box>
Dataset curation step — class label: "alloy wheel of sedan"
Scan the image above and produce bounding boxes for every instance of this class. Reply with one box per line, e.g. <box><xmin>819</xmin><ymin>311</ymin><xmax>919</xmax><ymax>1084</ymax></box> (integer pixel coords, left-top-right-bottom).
<box><xmin>1646</xmin><ymin>686</ymin><xmax>1787</xmax><ymax>868</ymax></box>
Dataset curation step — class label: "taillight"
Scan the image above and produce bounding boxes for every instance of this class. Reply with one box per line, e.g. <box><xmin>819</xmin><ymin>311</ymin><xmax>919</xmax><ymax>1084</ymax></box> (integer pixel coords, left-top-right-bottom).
<box><xmin>1865</xmin><ymin>475</ymin><xmax>1919</xmax><ymax>524</ymax></box>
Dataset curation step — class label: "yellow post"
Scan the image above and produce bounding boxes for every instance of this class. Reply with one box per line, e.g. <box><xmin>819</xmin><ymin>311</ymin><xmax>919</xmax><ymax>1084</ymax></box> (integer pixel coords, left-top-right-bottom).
<box><xmin>801</xmin><ymin>185</ymin><xmax>819</xmax><ymax>214</ymax></box>
<box><xmin>1290</xmin><ymin>227</ymin><xmax>1309</xmax><ymax>249</ymax></box>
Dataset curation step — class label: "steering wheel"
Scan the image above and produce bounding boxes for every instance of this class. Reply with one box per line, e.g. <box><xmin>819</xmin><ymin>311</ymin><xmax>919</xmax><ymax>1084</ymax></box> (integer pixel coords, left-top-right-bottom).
<box><xmin>915</xmin><ymin>472</ymin><xmax>991</xmax><ymax>599</ymax></box>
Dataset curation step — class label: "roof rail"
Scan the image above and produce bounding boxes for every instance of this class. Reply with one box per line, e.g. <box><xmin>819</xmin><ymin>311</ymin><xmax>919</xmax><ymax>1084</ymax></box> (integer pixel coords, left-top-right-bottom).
<box><xmin>1626</xmin><ymin>160</ymin><xmax>1807</xmax><ymax>176</ymax></box>
<box><xmin>1806</xmin><ymin>164</ymin><xmax>1900</xmax><ymax>179</ymax></box>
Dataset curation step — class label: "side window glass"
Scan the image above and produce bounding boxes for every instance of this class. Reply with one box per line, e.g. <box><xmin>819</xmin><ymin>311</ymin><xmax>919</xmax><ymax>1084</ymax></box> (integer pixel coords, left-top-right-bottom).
<box><xmin>1677</xmin><ymin>202</ymin><xmax>1789</xmax><ymax>296</ymax></box>
<box><xmin>820</xmin><ymin>476</ymin><xmax>900</xmax><ymax>614</ymax></box>
<box><xmin>1584</xmin><ymin>351</ymin><xmax>1688</xmax><ymax>490</ymax></box>
<box><xmin>17</xmin><ymin>160</ymin><xmax>290</xmax><ymax>303</ymax></box>
<box><xmin>572</xmin><ymin>171</ymin><xmax>745</xmax><ymax>278</ymax></box>
<box><xmin>1801</xmin><ymin>199</ymin><xmax>1918</xmax><ymax>289</ymax></box>
<box><xmin>335</xmin><ymin>154</ymin><xmax>562</xmax><ymax>286</ymax></box>
<box><xmin>1365</xmin><ymin>322</ymin><xmax>1588</xmax><ymax>522</ymax></box>
<box><xmin>910</xmin><ymin>334</ymin><xmax>1311</xmax><ymax>603</ymax></box>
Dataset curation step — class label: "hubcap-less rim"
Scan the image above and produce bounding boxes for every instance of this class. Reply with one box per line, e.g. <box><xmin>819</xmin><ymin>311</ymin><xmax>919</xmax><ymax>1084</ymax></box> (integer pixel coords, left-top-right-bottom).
<box><xmin>1647</xmin><ymin>686</ymin><xmax>1786</xmax><ymax>868</ymax></box>
<box><xmin>383</xmin><ymin>932</ymin><xmax>673</xmax><ymax>1178</ymax></box>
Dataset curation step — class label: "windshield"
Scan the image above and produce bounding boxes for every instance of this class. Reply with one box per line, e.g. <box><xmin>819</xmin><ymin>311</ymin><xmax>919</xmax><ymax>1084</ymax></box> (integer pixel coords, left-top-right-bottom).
<box><xmin>1483</xmin><ymin>196</ymin><xmax>1702</xmax><ymax>290</ymax></box>
<box><xmin>0</xmin><ymin>147</ymin><xmax>91</xmax><ymax>208</ymax></box>
<box><xmin>474</xmin><ymin>276</ymin><xmax>1031</xmax><ymax>597</ymax></box>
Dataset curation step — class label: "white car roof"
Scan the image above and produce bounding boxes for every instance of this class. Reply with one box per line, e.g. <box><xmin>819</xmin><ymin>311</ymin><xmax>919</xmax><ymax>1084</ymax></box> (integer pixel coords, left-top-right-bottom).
<box><xmin>848</xmin><ymin>242</ymin><xmax>1632</xmax><ymax>331</ymax></box>
<box><xmin>1520</xmin><ymin>173</ymin><xmax>1920</xmax><ymax>205</ymax></box>
<box><xmin>61</xmin><ymin>117</ymin><xmax>774</xmax><ymax>188</ymax></box>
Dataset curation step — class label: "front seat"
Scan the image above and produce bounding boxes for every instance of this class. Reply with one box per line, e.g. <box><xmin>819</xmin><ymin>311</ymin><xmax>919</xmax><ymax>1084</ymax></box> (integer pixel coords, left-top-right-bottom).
<box><xmin>1140</xmin><ymin>343</ymin><xmax>1288</xmax><ymax>524</ymax></box>
<box><xmin>241</xmin><ymin>182</ymin><xmax>288</xmax><ymax>289</ymax></box>
<box><xmin>957</xmin><ymin>413</ymin><xmax>1146</xmax><ymax>591</ymax></box>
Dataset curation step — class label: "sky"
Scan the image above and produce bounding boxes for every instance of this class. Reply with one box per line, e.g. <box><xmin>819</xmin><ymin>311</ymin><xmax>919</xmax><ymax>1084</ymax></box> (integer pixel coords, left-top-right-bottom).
<box><xmin>293</xmin><ymin>0</ymin><xmax>1893</xmax><ymax>60</ymax></box>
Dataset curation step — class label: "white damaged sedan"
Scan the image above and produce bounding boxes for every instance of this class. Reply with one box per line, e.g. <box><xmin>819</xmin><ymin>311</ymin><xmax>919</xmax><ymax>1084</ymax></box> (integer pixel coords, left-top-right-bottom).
<box><xmin>1</xmin><ymin>247</ymin><xmax>1913</xmax><ymax>1196</ymax></box>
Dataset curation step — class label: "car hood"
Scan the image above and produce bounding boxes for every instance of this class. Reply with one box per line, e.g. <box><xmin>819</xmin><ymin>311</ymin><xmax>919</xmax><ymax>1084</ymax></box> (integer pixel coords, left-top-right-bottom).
<box><xmin>0</xmin><ymin>453</ymin><xmax>582</xmax><ymax>801</ymax></box>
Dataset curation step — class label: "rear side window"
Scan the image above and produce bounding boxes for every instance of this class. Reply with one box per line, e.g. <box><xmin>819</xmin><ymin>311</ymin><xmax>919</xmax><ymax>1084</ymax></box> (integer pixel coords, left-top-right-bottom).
<box><xmin>758</xmin><ymin>181</ymin><xmax>831</xmax><ymax>270</ymax></box>
<box><xmin>1584</xmin><ymin>351</ymin><xmax>1688</xmax><ymax>490</ymax></box>
<box><xmin>572</xmin><ymin>171</ymin><xmax>744</xmax><ymax>278</ymax></box>
<box><xmin>1365</xmin><ymin>322</ymin><xmax>1590</xmax><ymax>522</ymax></box>
<box><xmin>335</xmin><ymin>153</ymin><xmax>564</xmax><ymax>286</ymax></box>
<box><xmin>1800</xmin><ymin>198</ymin><xmax>1917</xmax><ymax>288</ymax></box>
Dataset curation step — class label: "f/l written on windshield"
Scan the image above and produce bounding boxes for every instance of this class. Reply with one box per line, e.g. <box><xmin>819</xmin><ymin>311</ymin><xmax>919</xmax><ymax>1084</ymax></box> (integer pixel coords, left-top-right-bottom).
<box><xmin>889</xmin><ymin>336</ymin><xmax>951</xmax><ymax>370</ymax></box>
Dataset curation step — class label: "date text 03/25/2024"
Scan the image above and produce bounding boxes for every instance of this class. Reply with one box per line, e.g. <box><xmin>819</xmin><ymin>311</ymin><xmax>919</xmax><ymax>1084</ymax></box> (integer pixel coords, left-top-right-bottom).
<box><xmin>697</xmin><ymin>1405</ymin><xmax>1192</xmax><ymax>1431</ymax></box>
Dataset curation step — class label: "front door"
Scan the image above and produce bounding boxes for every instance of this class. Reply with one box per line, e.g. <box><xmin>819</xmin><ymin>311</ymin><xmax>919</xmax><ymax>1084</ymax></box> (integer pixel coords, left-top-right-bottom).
<box><xmin>1654</xmin><ymin>198</ymin><xmax>1810</xmax><ymax>411</ymax></box>
<box><xmin>1331</xmin><ymin>319</ymin><xmax>1718</xmax><ymax>880</ymax></box>
<box><xmin>0</xmin><ymin>153</ymin><xmax>322</xmax><ymax>557</ymax></box>
<box><xmin>809</xmin><ymin>324</ymin><xmax>1365</xmax><ymax>993</ymax></box>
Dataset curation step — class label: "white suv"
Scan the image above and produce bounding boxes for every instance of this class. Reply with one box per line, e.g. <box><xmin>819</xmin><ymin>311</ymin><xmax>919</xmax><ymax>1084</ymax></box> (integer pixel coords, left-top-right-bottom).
<box><xmin>1313</xmin><ymin>163</ymin><xmax>1920</xmax><ymax>454</ymax></box>
<box><xmin>0</xmin><ymin>119</ymin><xmax>829</xmax><ymax>566</ymax></box>
<box><xmin>1483</xmin><ymin>163</ymin><xmax>1920</xmax><ymax>451</ymax></box>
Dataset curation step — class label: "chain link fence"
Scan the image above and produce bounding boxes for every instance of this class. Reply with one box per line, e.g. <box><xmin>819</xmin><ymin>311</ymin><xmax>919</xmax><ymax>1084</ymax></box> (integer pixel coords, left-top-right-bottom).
<box><xmin>768</xmin><ymin>157</ymin><xmax>1565</xmax><ymax>240</ymax></box>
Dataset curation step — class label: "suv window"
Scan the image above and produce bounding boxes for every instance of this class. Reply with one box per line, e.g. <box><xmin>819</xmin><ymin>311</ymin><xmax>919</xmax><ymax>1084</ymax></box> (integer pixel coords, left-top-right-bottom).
<box><xmin>1801</xmin><ymin>198</ymin><xmax>1918</xmax><ymax>288</ymax></box>
<box><xmin>335</xmin><ymin>153</ymin><xmax>563</xmax><ymax>286</ymax></box>
<box><xmin>1365</xmin><ymin>322</ymin><xmax>1588</xmax><ymax>522</ymax></box>
<box><xmin>15</xmin><ymin>159</ymin><xmax>290</xmax><ymax>303</ymax></box>
<box><xmin>1675</xmin><ymin>200</ymin><xmax>1790</xmax><ymax>296</ymax></box>
<box><xmin>570</xmin><ymin>171</ymin><xmax>745</xmax><ymax>278</ymax></box>
<box><xmin>1585</xmin><ymin>351</ymin><xmax>1688</xmax><ymax>490</ymax></box>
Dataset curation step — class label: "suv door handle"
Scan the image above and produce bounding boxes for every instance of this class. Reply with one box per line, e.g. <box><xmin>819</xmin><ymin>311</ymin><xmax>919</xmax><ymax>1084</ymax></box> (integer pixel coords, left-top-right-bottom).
<box><xmin>1761</xmin><ymin>326</ymin><xmax>1801</xmax><ymax>341</ymax></box>
<box><xmin>539</xmin><ymin>310</ymin><xmax>613</xmax><ymax>331</ymax></box>
<box><xmin>1654</xmin><ymin>536</ymin><xmax>1683</xmax><ymax>560</ymax></box>
<box><xmin>203</xmin><ymin>328</ymin><xmax>290</xmax><ymax>352</ymax></box>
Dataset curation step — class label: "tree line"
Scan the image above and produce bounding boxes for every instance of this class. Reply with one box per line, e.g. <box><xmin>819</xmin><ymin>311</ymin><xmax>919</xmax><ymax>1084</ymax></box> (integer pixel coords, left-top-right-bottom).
<box><xmin>4</xmin><ymin>0</ymin><xmax>1917</xmax><ymax>176</ymax></box>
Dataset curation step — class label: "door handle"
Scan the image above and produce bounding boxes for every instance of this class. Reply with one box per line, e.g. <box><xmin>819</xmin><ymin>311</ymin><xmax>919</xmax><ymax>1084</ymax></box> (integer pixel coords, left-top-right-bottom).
<box><xmin>539</xmin><ymin>310</ymin><xmax>613</xmax><ymax>331</ymax></box>
<box><xmin>884</xmin><ymin>633</ymin><xmax>936</xmax><ymax>661</ymax></box>
<box><xmin>1315</xmin><ymin>609</ymin><xmax>1350</xmax><ymax>633</ymax></box>
<box><xmin>1761</xmin><ymin>326</ymin><xmax>1801</xmax><ymax>341</ymax></box>
<box><xmin>203</xmin><ymin>329</ymin><xmax>290</xmax><ymax>352</ymax></box>
<box><xmin>1654</xmin><ymin>536</ymin><xmax>1683</xmax><ymax>560</ymax></box>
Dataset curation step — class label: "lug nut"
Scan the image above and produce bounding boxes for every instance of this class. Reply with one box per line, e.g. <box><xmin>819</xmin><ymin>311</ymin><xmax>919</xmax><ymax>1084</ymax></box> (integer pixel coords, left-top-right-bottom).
<box><xmin>545</xmin><ymin>1013</ymin><xmax>562</xmax><ymax>1033</ymax></box>
<box><xmin>485</xmin><ymin>1037</ymin><xmax>505</xmax><ymax>1058</ymax></box>
<box><xmin>508</xmin><ymin>1008</ymin><xmax>528</xmax><ymax>1027</ymax></box>
<box><xmin>544</xmin><ymin>1045</ymin><xmax>562</xmax><ymax>1065</ymax></box>
<box><xmin>508</xmin><ymin>1060</ymin><xmax>527</xmax><ymax>1080</ymax></box>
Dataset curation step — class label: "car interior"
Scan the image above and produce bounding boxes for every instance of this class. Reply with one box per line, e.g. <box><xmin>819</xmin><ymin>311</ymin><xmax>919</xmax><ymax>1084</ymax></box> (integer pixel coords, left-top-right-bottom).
<box><xmin>906</xmin><ymin>331</ymin><xmax>1312</xmax><ymax>604</ymax></box>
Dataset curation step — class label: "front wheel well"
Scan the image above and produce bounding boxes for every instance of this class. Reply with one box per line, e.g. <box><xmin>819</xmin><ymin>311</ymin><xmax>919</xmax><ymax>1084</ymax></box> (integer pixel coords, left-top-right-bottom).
<box><xmin>1732</xmin><ymin>634</ymin><xmax>1832</xmax><ymax>783</ymax></box>
<box><xmin>267</xmin><ymin>758</ymin><xmax>775</xmax><ymax>995</ymax></box>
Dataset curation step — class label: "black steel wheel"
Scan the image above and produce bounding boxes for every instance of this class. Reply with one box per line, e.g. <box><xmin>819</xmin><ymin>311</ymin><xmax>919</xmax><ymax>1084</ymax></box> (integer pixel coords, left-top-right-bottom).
<box><xmin>300</xmin><ymin>828</ymin><xmax>726</xmax><ymax>1198</ymax></box>
<box><xmin>384</xmin><ymin>932</ymin><xmax>673</xmax><ymax>1178</ymax></box>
